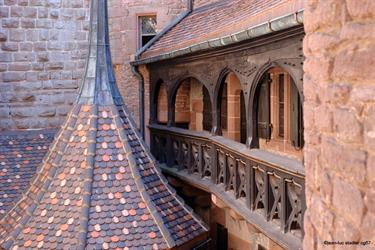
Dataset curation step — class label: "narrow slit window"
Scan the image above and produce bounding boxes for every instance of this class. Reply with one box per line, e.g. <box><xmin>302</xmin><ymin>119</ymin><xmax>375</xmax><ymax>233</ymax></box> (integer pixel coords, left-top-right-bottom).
<box><xmin>139</xmin><ymin>16</ymin><xmax>157</xmax><ymax>49</ymax></box>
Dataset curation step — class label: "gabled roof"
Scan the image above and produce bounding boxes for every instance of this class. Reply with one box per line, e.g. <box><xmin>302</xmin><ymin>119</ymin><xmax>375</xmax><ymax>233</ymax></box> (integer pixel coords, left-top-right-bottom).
<box><xmin>0</xmin><ymin>1</ymin><xmax>207</xmax><ymax>249</ymax></box>
<box><xmin>139</xmin><ymin>0</ymin><xmax>304</xmax><ymax>62</ymax></box>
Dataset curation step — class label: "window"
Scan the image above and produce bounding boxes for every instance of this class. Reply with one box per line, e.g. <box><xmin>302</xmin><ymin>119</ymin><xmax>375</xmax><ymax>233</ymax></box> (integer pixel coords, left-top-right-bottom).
<box><xmin>256</xmin><ymin>68</ymin><xmax>303</xmax><ymax>159</ymax></box>
<box><xmin>138</xmin><ymin>16</ymin><xmax>157</xmax><ymax>49</ymax></box>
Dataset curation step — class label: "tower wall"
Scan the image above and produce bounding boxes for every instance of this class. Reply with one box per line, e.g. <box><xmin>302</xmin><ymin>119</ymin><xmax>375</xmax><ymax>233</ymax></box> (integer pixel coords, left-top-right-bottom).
<box><xmin>303</xmin><ymin>0</ymin><xmax>375</xmax><ymax>248</ymax></box>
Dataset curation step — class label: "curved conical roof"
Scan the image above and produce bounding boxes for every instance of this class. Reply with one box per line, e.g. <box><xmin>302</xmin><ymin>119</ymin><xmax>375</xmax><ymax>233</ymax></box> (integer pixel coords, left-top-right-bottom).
<box><xmin>0</xmin><ymin>1</ymin><xmax>208</xmax><ymax>249</ymax></box>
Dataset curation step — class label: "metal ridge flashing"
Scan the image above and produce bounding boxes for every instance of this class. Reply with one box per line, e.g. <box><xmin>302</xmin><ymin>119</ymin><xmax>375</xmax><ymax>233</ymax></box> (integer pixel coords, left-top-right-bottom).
<box><xmin>132</xmin><ymin>9</ymin><xmax>304</xmax><ymax>65</ymax></box>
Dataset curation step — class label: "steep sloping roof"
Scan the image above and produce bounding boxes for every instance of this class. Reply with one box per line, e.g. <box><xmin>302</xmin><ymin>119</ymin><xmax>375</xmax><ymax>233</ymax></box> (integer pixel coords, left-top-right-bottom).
<box><xmin>0</xmin><ymin>1</ymin><xmax>207</xmax><ymax>249</ymax></box>
<box><xmin>0</xmin><ymin>130</ymin><xmax>55</xmax><ymax>217</ymax></box>
<box><xmin>140</xmin><ymin>0</ymin><xmax>303</xmax><ymax>60</ymax></box>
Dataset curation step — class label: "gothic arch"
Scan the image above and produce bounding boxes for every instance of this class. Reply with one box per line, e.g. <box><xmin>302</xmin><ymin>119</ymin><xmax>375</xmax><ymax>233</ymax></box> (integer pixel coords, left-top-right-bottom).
<box><xmin>248</xmin><ymin>61</ymin><xmax>303</xmax><ymax>148</ymax></box>
<box><xmin>213</xmin><ymin>67</ymin><xmax>245</xmax><ymax>136</ymax></box>
<box><xmin>169</xmin><ymin>76</ymin><xmax>212</xmax><ymax>130</ymax></box>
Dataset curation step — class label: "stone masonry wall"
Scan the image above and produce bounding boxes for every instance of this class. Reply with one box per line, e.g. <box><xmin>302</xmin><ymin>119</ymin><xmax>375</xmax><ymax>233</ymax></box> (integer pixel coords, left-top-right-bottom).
<box><xmin>108</xmin><ymin>0</ymin><xmax>187</xmax><ymax>129</ymax></box>
<box><xmin>0</xmin><ymin>0</ymin><xmax>186</xmax><ymax>130</ymax></box>
<box><xmin>303</xmin><ymin>0</ymin><xmax>375</xmax><ymax>249</ymax></box>
<box><xmin>0</xmin><ymin>0</ymin><xmax>90</xmax><ymax>130</ymax></box>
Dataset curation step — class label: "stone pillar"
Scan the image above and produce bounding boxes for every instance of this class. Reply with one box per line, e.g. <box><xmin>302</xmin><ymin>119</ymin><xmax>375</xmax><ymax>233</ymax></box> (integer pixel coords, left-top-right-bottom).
<box><xmin>190</xmin><ymin>78</ymin><xmax>204</xmax><ymax>131</ymax></box>
<box><xmin>225</xmin><ymin>73</ymin><xmax>241</xmax><ymax>142</ymax></box>
<box><xmin>303</xmin><ymin>0</ymin><xmax>375</xmax><ymax>249</ymax></box>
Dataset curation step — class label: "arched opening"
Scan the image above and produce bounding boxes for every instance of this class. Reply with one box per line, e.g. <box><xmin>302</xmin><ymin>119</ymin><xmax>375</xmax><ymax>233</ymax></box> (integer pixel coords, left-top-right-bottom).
<box><xmin>218</xmin><ymin>72</ymin><xmax>247</xmax><ymax>144</ymax></box>
<box><xmin>155</xmin><ymin>81</ymin><xmax>168</xmax><ymax>125</ymax></box>
<box><xmin>173</xmin><ymin>77</ymin><xmax>212</xmax><ymax>131</ymax></box>
<box><xmin>254</xmin><ymin>67</ymin><xmax>303</xmax><ymax>159</ymax></box>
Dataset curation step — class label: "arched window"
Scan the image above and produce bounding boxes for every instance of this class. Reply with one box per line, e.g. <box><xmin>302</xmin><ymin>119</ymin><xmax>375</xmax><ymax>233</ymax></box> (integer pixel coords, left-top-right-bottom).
<box><xmin>218</xmin><ymin>72</ymin><xmax>247</xmax><ymax>144</ymax></box>
<box><xmin>255</xmin><ymin>67</ymin><xmax>303</xmax><ymax>159</ymax></box>
<box><xmin>173</xmin><ymin>77</ymin><xmax>212</xmax><ymax>131</ymax></box>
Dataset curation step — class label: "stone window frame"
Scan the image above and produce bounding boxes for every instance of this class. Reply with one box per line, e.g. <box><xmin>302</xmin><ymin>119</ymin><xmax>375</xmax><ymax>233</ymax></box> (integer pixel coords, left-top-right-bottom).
<box><xmin>137</xmin><ymin>14</ymin><xmax>157</xmax><ymax>50</ymax></box>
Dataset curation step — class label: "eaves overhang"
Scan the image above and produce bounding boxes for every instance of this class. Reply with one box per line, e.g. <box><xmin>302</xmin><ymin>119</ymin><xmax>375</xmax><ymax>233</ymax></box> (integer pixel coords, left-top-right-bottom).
<box><xmin>132</xmin><ymin>9</ymin><xmax>304</xmax><ymax>66</ymax></box>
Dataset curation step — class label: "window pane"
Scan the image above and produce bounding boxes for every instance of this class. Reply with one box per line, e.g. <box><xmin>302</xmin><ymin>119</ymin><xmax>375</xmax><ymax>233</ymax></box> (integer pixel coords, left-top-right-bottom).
<box><xmin>142</xmin><ymin>35</ymin><xmax>154</xmax><ymax>47</ymax></box>
<box><xmin>140</xmin><ymin>16</ymin><xmax>157</xmax><ymax>35</ymax></box>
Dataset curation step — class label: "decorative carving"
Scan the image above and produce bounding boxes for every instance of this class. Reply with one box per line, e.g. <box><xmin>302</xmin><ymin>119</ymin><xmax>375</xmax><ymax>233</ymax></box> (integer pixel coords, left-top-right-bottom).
<box><xmin>202</xmin><ymin>144</ymin><xmax>212</xmax><ymax>177</ymax></box>
<box><xmin>269</xmin><ymin>172</ymin><xmax>282</xmax><ymax>225</ymax></box>
<box><xmin>181</xmin><ymin>141</ymin><xmax>189</xmax><ymax>169</ymax></box>
<box><xmin>286</xmin><ymin>180</ymin><xmax>303</xmax><ymax>236</ymax></box>
<box><xmin>217</xmin><ymin>149</ymin><xmax>226</xmax><ymax>184</ymax></box>
<box><xmin>190</xmin><ymin>143</ymin><xmax>201</xmax><ymax>174</ymax></box>
<box><xmin>254</xmin><ymin>167</ymin><xmax>266</xmax><ymax>212</ymax></box>
<box><xmin>234</xmin><ymin>65</ymin><xmax>257</xmax><ymax>78</ymax></box>
<box><xmin>236</xmin><ymin>160</ymin><xmax>247</xmax><ymax>199</ymax></box>
<box><xmin>172</xmin><ymin>140</ymin><xmax>180</xmax><ymax>166</ymax></box>
<box><xmin>274</xmin><ymin>57</ymin><xmax>303</xmax><ymax>68</ymax></box>
<box><xmin>226</xmin><ymin>154</ymin><xmax>236</xmax><ymax>191</ymax></box>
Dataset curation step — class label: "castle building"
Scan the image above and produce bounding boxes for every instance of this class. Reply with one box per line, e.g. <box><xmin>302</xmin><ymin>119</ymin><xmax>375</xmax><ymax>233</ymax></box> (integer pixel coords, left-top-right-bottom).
<box><xmin>0</xmin><ymin>0</ymin><xmax>374</xmax><ymax>249</ymax></box>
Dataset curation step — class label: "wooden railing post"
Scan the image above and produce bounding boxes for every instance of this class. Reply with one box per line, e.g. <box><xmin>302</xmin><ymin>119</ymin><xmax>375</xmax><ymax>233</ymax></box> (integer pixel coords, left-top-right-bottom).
<box><xmin>264</xmin><ymin>168</ymin><xmax>270</xmax><ymax>220</ymax></box>
<box><xmin>166</xmin><ymin>133</ymin><xmax>174</xmax><ymax>167</ymax></box>
<box><xmin>250</xmin><ymin>163</ymin><xmax>256</xmax><ymax>211</ymax></box>
<box><xmin>245</xmin><ymin>159</ymin><xmax>251</xmax><ymax>209</ymax></box>
<box><xmin>211</xmin><ymin>145</ymin><xmax>218</xmax><ymax>184</ymax></box>
<box><xmin>281</xmin><ymin>177</ymin><xmax>287</xmax><ymax>233</ymax></box>
<box><xmin>198</xmin><ymin>144</ymin><xmax>203</xmax><ymax>176</ymax></box>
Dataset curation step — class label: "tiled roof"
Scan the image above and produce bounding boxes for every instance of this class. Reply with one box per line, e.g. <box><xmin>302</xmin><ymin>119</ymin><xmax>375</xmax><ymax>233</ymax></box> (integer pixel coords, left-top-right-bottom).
<box><xmin>0</xmin><ymin>130</ymin><xmax>55</xmax><ymax>217</ymax></box>
<box><xmin>0</xmin><ymin>0</ymin><xmax>207</xmax><ymax>249</ymax></box>
<box><xmin>140</xmin><ymin>0</ymin><xmax>304</xmax><ymax>59</ymax></box>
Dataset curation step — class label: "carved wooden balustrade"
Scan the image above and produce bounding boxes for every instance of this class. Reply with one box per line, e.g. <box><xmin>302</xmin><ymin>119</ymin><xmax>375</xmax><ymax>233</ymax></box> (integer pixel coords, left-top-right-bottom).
<box><xmin>150</xmin><ymin>124</ymin><xmax>305</xmax><ymax>247</ymax></box>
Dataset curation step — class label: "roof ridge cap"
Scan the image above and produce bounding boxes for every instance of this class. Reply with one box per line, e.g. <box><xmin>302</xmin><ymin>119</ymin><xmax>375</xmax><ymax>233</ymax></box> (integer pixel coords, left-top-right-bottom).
<box><xmin>77</xmin><ymin>105</ymin><xmax>98</xmax><ymax>249</ymax></box>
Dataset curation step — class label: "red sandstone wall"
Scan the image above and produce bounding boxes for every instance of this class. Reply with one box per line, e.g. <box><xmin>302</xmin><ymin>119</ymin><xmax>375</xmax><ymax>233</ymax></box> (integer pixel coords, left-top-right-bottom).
<box><xmin>303</xmin><ymin>0</ymin><xmax>375</xmax><ymax>249</ymax></box>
